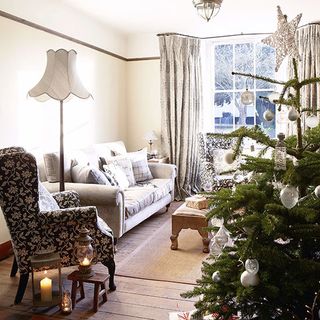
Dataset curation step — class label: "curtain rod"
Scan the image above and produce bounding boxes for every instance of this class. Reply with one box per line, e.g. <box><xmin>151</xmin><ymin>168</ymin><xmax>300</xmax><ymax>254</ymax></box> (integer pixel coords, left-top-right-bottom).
<box><xmin>157</xmin><ymin>32</ymin><xmax>271</xmax><ymax>39</ymax></box>
<box><xmin>157</xmin><ymin>22</ymin><xmax>320</xmax><ymax>39</ymax></box>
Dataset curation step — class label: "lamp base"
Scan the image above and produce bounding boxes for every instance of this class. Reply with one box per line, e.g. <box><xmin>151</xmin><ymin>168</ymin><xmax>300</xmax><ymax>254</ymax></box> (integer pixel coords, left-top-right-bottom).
<box><xmin>78</xmin><ymin>265</ymin><xmax>95</xmax><ymax>279</ymax></box>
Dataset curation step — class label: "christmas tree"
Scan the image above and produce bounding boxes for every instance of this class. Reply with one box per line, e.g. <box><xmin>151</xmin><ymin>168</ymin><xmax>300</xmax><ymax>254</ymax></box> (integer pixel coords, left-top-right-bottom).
<box><xmin>182</xmin><ymin>7</ymin><xmax>320</xmax><ymax>320</ymax></box>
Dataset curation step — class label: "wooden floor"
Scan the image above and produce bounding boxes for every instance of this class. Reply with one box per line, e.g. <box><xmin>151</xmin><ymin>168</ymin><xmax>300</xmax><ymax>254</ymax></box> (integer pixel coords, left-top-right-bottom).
<box><xmin>0</xmin><ymin>204</ymin><xmax>197</xmax><ymax>319</ymax></box>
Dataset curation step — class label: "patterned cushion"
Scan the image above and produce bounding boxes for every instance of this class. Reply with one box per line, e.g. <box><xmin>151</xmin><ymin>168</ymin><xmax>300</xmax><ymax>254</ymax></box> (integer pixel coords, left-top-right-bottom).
<box><xmin>127</xmin><ymin>150</ymin><xmax>153</xmax><ymax>182</ymax></box>
<box><xmin>103</xmin><ymin>164</ymin><xmax>129</xmax><ymax>189</ymax></box>
<box><xmin>105</xmin><ymin>156</ymin><xmax>135</xmax><ymax>186</ymax></box>
<box><xmin>38</xmin><ymin>181</ymin><xmax>60</xmax><ymax>211</ymax></box>
<box><xmin>102</xmin><ymin>165</ymin><xmax>119</xmax><ymax>186</ymax></box>
<box><xmin>71</xmin><ymin>160</ymin><xmax>111</xmax><ymax>185</ymax></box>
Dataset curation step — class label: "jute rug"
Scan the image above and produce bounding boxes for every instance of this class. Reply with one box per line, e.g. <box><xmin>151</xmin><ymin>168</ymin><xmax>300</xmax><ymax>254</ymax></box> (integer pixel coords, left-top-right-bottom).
<box><xmin>115</xmin><ymin>210</ymin><xmax>209</xmax><ymax>285</ymax></box>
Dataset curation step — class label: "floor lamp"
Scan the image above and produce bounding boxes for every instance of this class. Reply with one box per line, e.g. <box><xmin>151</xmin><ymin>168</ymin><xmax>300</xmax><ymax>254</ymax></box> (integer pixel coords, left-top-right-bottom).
<box><xmin>28</xmin><ymin>49</ymin><xmax>92</xmax><ymax>191</ymax></box>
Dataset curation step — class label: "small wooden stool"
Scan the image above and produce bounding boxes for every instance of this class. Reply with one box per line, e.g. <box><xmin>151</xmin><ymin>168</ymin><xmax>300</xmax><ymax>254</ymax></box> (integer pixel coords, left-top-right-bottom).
<box><xmin>170</xmin><ymin>203</ymin><xmax>210</xmax><ymax>253</ymax></box>
<box><xmin>67</xmin><ymin>271</ymin><xmax>110</xmax><ymax>312</ymax></box>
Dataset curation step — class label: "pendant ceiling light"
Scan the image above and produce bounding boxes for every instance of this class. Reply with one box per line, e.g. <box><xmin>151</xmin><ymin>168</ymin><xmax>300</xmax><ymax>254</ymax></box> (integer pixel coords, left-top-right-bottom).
<box><xmin>193</xmin><ymin>0</ymin><xmax>223</xmax><ymax>22</ymax></box>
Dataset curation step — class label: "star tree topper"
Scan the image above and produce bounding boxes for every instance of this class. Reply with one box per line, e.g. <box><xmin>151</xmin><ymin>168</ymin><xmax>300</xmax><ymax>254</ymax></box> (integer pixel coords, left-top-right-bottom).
<box><xmin>262</xmin><ymin>6</ymin><xmax>302</xmax><ymax>72</ymax></box>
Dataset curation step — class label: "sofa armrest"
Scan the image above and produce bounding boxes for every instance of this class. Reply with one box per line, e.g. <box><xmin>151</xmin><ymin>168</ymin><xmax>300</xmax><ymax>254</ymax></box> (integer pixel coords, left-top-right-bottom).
<box><xmin>148</xmin><ymin>163</ymin><xmax>177</xmax><ymax>180</ymax></box>
<box><xmin>43</xmin><ymin>182</ymin><xmax>122</xmax><ymax>206</ymax></box>
<box><xmin>52</xmin><ymin>190</ymin><xmax>81</xmax><ymax>208</ymax></box>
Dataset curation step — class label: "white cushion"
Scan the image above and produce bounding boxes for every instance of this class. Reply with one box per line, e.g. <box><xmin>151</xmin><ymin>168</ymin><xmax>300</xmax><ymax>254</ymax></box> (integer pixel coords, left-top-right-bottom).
<box><xmin>71</xmin><ymin>161</ymin><xmax>110</xmax><ymax>185</ymax></box>
<box><xmin>38</xmin><ymin>181</ymin><xmax>59</xmax><ymax>211</ymax></box>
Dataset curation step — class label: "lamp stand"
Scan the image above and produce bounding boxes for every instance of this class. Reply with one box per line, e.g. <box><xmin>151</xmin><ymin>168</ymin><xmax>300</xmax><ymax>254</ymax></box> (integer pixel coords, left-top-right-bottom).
<box><xmin>148</xmin><ymin>140</ymin><xmax>153</xmax><ymax>155</ymax></box>
<box><xmin>59</xmin><ymin>100</ymin><xmax>65</xmax><ymax>192</ymax></box>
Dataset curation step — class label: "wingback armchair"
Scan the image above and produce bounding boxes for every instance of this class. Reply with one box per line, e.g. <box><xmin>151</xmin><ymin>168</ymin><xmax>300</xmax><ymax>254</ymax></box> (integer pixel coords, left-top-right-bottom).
<box><xmin>198</xmin><ymin>133</ymin><xmax>237</xmax><ymax>191</ymax></box>
<box><xmin>0</xmin><ymin>147</ymin><xmax>116</xmax><ymax>304</ymax></box>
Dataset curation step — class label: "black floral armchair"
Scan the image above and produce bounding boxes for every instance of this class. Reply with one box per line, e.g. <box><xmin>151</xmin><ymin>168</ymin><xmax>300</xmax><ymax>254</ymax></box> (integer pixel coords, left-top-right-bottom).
<box><xmin>0</xmin><ymin>147</ymin><xmax>116</xmax><ymax>304</ymax></box>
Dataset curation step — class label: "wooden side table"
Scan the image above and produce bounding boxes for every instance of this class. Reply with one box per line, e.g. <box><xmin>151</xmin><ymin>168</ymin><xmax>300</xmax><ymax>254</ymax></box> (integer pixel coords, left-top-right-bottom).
<box><xmin>67</xmin><ymin>271</ymin><xmax>110</xmax><ymax>312</ymax></box>
<box><xmin>170</xmin><ymin>203</ymin><xmax>210</xmax><ymax>253</ymax></box>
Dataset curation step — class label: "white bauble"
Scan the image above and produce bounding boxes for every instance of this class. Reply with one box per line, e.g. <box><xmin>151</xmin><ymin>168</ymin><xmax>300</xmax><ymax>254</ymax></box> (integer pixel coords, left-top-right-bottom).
<box><xmin>241</xmin><ymin>89</ymin><xmax>254</xmax><ymax>105</ymax></box>
<box><xmin>245</xmin><ymin>259</ymin><xmax>259</xmax><ymax>274</ymax></box>
<box><xmin>240</xmin><ymin>270</ymin><xmax>260</xmax><ymax>287</ymax></box>
<box><xmin>288</xmin><ymin>107</ymin><xmax>299</xmax><ymax>121</ymax></box>
<box><xmin>280</xmin><ymin>185</ymin><xmax>299</xmax><ymax>209</ymax></box>
<box><xmin>212</xmin><ymin>271</ymin><xmax>221</xmax><ymax>283</ymax></box>
<box><xmin>314</xmin><ymin>185</ymin><xmax>320</xmax><ymax>198</ymax></box>
<box><xmin>224</xmin><ymin>151</ymin><xmax>234</xmax><ymax>164</ymax></box>
<box><xmin>305</xmin><ymin>115</ymin><xmax>319</xmax><ymax>128</ymax></box>
<box><xmin>263</xmin><ymin>110</ymin><xmax>274</xmax><ymax>122</ymax></box>
<box><xmin>268</xmin><ymin>91</ymin><xmax>281</xmax><ymax>102</ymax></box>
<box><xmin>203</xmin><ymin>182</ymin><xmax>212</xmax><ymax>192</ymax></box>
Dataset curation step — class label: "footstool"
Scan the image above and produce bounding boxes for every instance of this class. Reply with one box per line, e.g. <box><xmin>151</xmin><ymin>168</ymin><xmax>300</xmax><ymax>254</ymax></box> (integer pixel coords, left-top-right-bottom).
<box><xmin>67</xmin><ymin>271</ymin><xmax>110</xmax><ymax>312</ymax></box>
<box><xmin>170</xmin><ymin>203</ymin><xmax>210</xmax><ymax>253</ymax></box>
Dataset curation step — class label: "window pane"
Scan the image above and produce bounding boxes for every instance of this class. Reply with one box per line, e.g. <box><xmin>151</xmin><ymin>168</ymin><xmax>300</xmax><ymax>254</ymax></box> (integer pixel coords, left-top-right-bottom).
<box><xmin>256</xmin><ymin>43</ymin><xmax>276</xmax><ymax>89</ymax></box>
<box><xmin>235</xmin><ymin>43</ymin><xmax>254</xmax><ymax>90</ymax></box>
<box><xmin>214</xmin><ymin>92</ymin><xmax>234</xmax><ymax>133</ymax></box>
<box><xmin>256</xmin><ymin>90</ymin><xmax>276</xmax><ymax>138</ymax></box>
<box><xmin>235</xmin><ymin>92</ymin><xmax>255</xmax><ymax>130</ymax></box>
<box><xmin>215</xmin><ymin>44</ymin><xmax>233</xmax><ymax>90</ymax></box>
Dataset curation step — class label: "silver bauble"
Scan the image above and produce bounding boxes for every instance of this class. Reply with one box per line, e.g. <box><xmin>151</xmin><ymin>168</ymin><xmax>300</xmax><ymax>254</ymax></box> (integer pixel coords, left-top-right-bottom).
<box><xmin>245</xmin><ymin>259</ymin><xmax>259</xmax><ymax>274</ymax></box>
<box><xmin>280</xmin><ymin>185</ymin><xmax>299</xmax><ymax>209</ymax></box>
<box><xmin>314</xmin><ymin>185</ymin><xmax>320</xmax><ymax>198</ymax></box>
<box><xmin>212</xmin><ymin>271</ymin><xmax>221</xmax><ymax>283</ymax></box>
<box><xmin>305</xmin><ymin>115</ymin><xmax>319</xmax><ymax>128</ymax></box>
<box><xmin>240</xmin><ymin>270</ymin><xmax>260</xmax><ymax>287</ymax></box>
<box><xmin>263</xmin><ymin>109</ymin><xmax>274</xmax><ymax>122</ymax></box>
<box><xmin>288</xmin><ymin>107</ymin><xmax>299</xmax><ymax>121</ymax></box>
<box><xmin>241</xmin><ymin>89</ymin><xmax>254</xmax><ymax>105</ymax></box>
<box><xmin>224</xmin><ymin>150</ymin><xmax>234</xmax><ymax>164</ymax></box>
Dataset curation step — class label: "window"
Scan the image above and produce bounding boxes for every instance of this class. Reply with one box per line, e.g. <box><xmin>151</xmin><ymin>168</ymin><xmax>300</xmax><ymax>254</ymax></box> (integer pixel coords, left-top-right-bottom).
<box><xmin>204</xmin><ymin>39</ymin><xmax>276</xmax><ymax>138</ymax></box>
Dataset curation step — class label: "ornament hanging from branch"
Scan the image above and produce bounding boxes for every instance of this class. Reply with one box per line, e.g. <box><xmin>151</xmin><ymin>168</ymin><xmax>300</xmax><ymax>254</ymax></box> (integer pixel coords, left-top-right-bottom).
<box><xmin>263</xmin><ymin>109</ymin><xmax>275</xmax><ymax>121</ymax></box>
<box><xmin>288</xmin><ymin>106</ymin><xmax>300</xmax><ymax>121</ymax></box>
<box><xmin>262</xmin><ymin>6</ymin><xmax>302</xmax><ymax>72</ymax></box>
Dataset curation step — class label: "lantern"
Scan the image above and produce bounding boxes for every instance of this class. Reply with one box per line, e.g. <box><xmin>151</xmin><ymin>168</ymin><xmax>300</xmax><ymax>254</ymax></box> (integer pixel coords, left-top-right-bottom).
<box><xmin>61</xmin><ymin>290</ymin><xmax>72</xmax><ymax>314</ymax></box>
<box><xmin>75</xmin><ymin>226</ymin><xmax>95</xmax><ymax>278</ymax></box>
<box><xmin>30</xmin><ymin>250</ymin><xmax>62</xmax><ymax>307</ymax></box>
<box><xmin>274</xmin><ymin>132</ymin><xmax>287</xmax><ymax>171</ymax></box>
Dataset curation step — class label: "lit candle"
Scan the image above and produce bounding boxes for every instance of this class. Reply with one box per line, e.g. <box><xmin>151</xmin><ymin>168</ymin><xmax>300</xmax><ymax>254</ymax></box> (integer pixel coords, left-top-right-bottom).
<box><xmin>81</xmin><ymin>257</ymin><xmax>90</xmax><ymax>266</ymax></box>
<box><xmin>40</xmin><ymin>274</ymin><xmax>52</xmax><ymax>302</ymax></box>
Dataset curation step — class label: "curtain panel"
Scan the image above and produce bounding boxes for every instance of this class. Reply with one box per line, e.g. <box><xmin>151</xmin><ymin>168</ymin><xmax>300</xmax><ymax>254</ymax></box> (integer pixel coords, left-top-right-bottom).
<box><xmin>288</xmin><ymin>23</ymin><xmax>320</xmax><ymax>133</ymax></box>
<box><xmin>158</xmin><ymin>34</ymin><xmax>203</xmax><ymax>199</ymax></box>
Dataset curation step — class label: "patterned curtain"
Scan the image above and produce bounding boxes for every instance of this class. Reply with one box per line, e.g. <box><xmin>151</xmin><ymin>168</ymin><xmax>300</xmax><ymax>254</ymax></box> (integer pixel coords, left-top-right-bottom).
<box><xmin>158</xmin><ymin>34</ymin><xmax>203</xmax><ymax>199</ymax></box>
<box><xmin>288</xmin><ymin>23</ymin><xmax>320</xmax><ymax>133</ymax></box>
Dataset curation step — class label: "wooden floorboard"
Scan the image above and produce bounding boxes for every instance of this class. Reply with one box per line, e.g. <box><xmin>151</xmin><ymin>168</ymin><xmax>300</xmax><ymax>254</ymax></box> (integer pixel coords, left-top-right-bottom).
<box><xmin>0</xmin><ymin>203</ymin><xmax>197</xmax><ymax>319</ymax></box>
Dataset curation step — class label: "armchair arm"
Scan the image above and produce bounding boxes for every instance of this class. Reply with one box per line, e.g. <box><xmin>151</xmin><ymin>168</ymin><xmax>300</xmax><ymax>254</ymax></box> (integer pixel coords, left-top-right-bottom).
<box><xmin>148</xmin><ymin>163</ymin><xmax>177</xmax><ymax>180</ymax></box>
<box><xmin>51</xmin><ymin>190</ymin><xmax>81</xmax><ymax>208</ymax></box>
<box><xmin>38</xmin><ymin>206</ymin><xmax>114</xmax><ymax>267</ymax></box>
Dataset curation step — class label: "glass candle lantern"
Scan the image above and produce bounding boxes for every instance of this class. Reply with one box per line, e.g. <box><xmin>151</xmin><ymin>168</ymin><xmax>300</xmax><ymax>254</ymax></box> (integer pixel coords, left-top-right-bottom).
<box><xmin>30</xmin><ymin>250</ymin><xmax>62</xmax><ymax>307</ymax></box>
<box><xmin>76</xmin><ymin>226</ymin><xmax>95</xmax><ymax>278</ymax></box>
<box><xmin>61</xmin><ymin>290</ymin><xmax>72</xmax><ymax>314</ymax></box>
<box><xmin>274</xmin><ymin>132</ymin><xmax>287</xmax><ymax>171</ymax></box>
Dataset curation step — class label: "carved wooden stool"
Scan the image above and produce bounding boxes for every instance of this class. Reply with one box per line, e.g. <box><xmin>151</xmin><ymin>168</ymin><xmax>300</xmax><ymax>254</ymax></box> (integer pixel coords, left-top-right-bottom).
<box><xmin>67</xmin><ymin>271</ymin><xmax>110</xmax><ymax>312</ymax></box>
<box><xmin>170</xmin><ymin>203</ymin><xmax>210</xmax><ymax>253</ymax></box>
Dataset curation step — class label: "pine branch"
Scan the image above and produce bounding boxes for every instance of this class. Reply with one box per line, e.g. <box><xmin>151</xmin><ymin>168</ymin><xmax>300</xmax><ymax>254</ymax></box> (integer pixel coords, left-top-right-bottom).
<box><xmin>231</xmin><ymin>71</ymin><xmax>286</xmax><ymax>85</ymax></box>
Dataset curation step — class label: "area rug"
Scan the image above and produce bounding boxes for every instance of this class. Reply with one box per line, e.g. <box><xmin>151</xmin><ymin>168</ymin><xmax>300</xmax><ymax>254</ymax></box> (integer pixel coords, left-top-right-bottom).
<box><xmin>115</xmin><ymin>215</ymin><xmax>209</xmax><ymax>285</ymax></box>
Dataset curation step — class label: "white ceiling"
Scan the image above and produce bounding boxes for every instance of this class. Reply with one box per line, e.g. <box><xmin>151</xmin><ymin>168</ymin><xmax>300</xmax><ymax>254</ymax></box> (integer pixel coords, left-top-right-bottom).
<box><xmin>62</xmin><ymin>0</ymin><xmax>320</xmax><ymax>37</ymax></box>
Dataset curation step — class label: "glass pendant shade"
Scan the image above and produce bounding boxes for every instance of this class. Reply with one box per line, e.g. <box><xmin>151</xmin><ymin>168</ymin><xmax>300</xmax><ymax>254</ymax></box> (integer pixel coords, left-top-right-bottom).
<box><xmin>193</xmin><ymin>0</ymin><xmax>223</xmax><ymax>22</ymax></box>
<box><xmin>274</xmin><ymin>132</ymin><xmax>286</xmax><ymax>171</ymax></box>
<box><xmin>241</xmin><ymin>89</ymin><xmax>254</xmax><ymax>105</ymax></box>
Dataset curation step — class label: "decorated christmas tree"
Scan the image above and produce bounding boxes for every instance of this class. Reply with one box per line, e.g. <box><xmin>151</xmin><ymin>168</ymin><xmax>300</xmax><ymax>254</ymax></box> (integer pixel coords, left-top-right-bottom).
<box><xmin>182</xmin><ymin>7</ymin><xmax>320</xmax><ymax>320</ymax></box>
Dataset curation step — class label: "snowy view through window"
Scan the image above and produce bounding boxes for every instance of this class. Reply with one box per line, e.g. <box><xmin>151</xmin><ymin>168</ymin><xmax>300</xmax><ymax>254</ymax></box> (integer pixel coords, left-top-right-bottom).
<box><xmin>213</xmin><ymin>42</ymin><xmax>276</xmax><ymax>137</ymax></box>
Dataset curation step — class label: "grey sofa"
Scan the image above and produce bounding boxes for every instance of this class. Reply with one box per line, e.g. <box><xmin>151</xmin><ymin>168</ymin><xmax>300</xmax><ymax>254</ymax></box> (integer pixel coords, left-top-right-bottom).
<box><xmin>38</xmin><ymin>141</ymin><xmax>176</xmax><ymax>239</ymax></box>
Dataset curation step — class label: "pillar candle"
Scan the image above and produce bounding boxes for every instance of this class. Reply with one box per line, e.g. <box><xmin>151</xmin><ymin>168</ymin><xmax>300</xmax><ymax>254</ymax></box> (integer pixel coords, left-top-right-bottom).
<box><xmin>40</xmin><ymin>276</ymin><xmax>52</xmax><ymax>302</ymax></box>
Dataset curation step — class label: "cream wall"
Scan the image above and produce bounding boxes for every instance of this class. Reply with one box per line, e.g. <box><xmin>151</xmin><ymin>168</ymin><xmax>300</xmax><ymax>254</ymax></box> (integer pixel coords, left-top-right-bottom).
<box><xmin>126</xmin><ymin>60</ymin><xmax>161</xmax><ymax>153</ymax></box>
<box><xmin>0</xmin><ymin>16</ymin><xmax>127</xmax><ymax>243</ymax></box>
